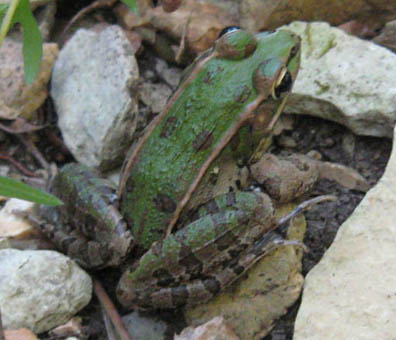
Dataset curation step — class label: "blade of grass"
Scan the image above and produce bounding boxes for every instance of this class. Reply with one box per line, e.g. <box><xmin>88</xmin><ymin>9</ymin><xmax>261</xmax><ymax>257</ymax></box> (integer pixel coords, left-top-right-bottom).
<box><xmin>120</xmin><ymin>0</ymin><xmax>138</xmax><ymax>14</ymax></box>
<box><xmin>0</xmin><ymin>176</ymin><xmax>63</xmax><ymax>206</ymax></box>
<box><xmin>0</xmin><ymin>0</ymin><xmax>19</xmax><ymax>47</ymax></box>
<box><xmin>13</xmin><ymin>0</ymin><xmax>43</xmax><ymax>84</ymax></box>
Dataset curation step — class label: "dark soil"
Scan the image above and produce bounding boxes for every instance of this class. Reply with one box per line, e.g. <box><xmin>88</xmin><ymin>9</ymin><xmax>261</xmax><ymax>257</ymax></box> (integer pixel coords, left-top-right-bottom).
<box><xmin>264</xmin><ymin>115</ymin><xmax>392</xmax><ymax>340</ymax></box>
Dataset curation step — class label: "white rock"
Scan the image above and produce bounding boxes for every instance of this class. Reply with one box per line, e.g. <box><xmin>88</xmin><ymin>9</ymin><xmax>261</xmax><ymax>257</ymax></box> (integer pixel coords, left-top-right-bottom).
<box><xmin>283</xmin><ymin>21</ymin><xmax>396</xmax><ymax>138</ymax></box>
<box><xmin>51</xmin><ymin>25</ymin><xmax>139</xmax><ymax>170</ymax></box>
<box><xmin>293</xmin><ymin>126</ymin><xmax>396</xmax><ymax>339</ymax></box>
<box><xmin>0</xmin><ymin>249</ymin><xmax>92</xmax><ymax>334</ymax></box>
<box><xmin>176</xmin><ymin>316</ymin><xmax>239</xmax><ymax>340</ymax></box>
<box><xmin>0</xmin><ymin>198</ymin><xmax>35</xmax><ymax>238</ymax></box>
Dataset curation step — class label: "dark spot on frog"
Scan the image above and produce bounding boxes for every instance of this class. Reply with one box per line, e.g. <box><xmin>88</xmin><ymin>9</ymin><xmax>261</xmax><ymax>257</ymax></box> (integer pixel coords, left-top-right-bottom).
<box><xmin>137</xmin><ymin>294</ymin><xmax>153</xmax><ymax>310</ymax></box>
<box><xmin>231</xmin><ymin>263</ymin><xmax>245</xmax><ymax>275</ymax></box>
<box><xmin>203</xmin><ymin>66</ymin><xmax>224</xmax><ymax>84</ymax></box>
<box><xmin>234</xmin><ymin>85</ymin><xmax>251</xmax><ymax>103</ymax></box>
<box><xmin>60</xmin><ymin>234</ymin><xmax>77</xmax><ymax>253</ymax></box>
<box><xmin>123</xmin><ymin>177</ymin><xmax>135</xmax><ymax>198</ymax></box>
<box><xmin>171</xmin><ymin>285</ymin><xmax>189</xmax><ymax>307</ymax></box>
<box><xmin>153</xmin><ymin>193</ymin><xmax>177</xmax><ymax>213</ymax></box>
<box><xmin>205</xmin><ymin>200</ymin><xmax>220</xmax><ymax>215</ymax></box>
<box><xmin>81</xmin><ymin>214</ymin><xmax>97</xmax><ymax>234</ymax></box>
<box><xmin>229</xmin><ymin>133</ymin><xmax>240</xmax><ymax>151</ymax></box>
<box><xmin>193</xmin><ymin>130</ymin><xmax>214</xmax><ymax>151</ymax></box>
<box><xmin>209</xmin><ymin>171</ymin><xmax>218</xmax><ymax>185</ymax></box>
<box><xmin>214</xmin><ymin>227</ymin><xmax>239</xmax><ymax>251</ymax></box>
<box><xmin>178</xmin><ymin>245</ymin><xmax>203</xmax><ymax>277</ymax></box>
<box><xmin>124</xmin><ymin>215</ymin><xmax>134</xmax><ymax>231</ymax></box>
<box><xmin>226</xmin><ymin>191</ymin><xmax>237</xmax><ymax>206</ymax></box>
<box><xmin>160</xmin><ymin>116</ymin><xmax>178</xmax><ymax>138</ymax></box>
<box><xmin>153</xmin><ymin>268</ymin><xmax>176</xmax><ymax>287</ymax></box>
<box><xmin>203</xmin><ymin>277</ymin><xmax>221</xmax><ymax>295</ymax></box>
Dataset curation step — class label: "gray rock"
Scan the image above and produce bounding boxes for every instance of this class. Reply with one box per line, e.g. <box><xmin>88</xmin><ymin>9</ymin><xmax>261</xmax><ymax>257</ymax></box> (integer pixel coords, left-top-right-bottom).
<box><xmin>0</xmin><ymin>249</ymin><xmax>92</xmax><ymax>334</ymax></box>
<box><xmin>122</xmin><ymin>311</ymin><xmax>169</xmax><ymax>340</ymax></box>
<box><xmin>51</xmin><ymin>25</ymin><xmax>139</xmax><ymax>170</ymax></box>
<box><xmin>294</xmin><ymin>126</ymin><xmax>396</xmax><ymax>339</ymax></box>
<box><xmin>283</xmin><ymin>21</ymin><xmax>396</xmax><ymax>138</ymax></box>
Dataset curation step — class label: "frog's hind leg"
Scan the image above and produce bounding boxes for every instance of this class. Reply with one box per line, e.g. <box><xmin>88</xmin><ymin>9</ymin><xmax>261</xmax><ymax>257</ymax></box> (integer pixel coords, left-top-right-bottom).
<box><xmin>116</xmin><ymin>194</ymin><xmax>335</xmax><ymax>309</ymax></box>
<box><xmin>35</xmin><ymin>164</ymin><xmax>134</xmax><ymax>269</ymax></box>
<box><xmin>117</xmin><ymin>190</ymin><xmax>277</xmax><ymax>308</ymax></box>
<box><xmin>122</xmin><ymin>228</ymin><xmax>299</xmax><ymax>309</ymax></box>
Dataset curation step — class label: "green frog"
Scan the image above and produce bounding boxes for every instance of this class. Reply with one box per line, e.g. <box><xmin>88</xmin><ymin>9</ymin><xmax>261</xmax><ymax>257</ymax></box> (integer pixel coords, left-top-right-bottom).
<box><xmin>38</xmin><ymin>28</ymin><xmax>304</xmax><ymax>310</ymax></box>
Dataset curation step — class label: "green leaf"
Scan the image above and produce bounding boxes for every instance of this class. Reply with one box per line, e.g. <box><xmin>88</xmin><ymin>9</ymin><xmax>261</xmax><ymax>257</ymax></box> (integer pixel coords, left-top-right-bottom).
<box><xmin>12</xmin><ymin>0</ymin><xmax>43</xmax><ymax>84</ymax></box>
<box><xmin>0</xmin><ymin>4</ymin><xmax>8</xmax><ymax>20</ymax></box>
<box><xmin>121</xmin><ymin>0</ymin><xmax>138</xmax><ymax>15</ymax></box>
<box><xmin>0</xmin><ymin>176</ymin><xmax>63</xmax><ymax>206</ymax></box>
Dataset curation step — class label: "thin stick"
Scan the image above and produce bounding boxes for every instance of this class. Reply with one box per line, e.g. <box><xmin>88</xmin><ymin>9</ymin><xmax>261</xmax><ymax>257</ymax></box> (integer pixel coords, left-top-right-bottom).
<box><xmin>93</xmin><ymin>279</ymin><xmax>133</xmax><ymax>340</ymax></box>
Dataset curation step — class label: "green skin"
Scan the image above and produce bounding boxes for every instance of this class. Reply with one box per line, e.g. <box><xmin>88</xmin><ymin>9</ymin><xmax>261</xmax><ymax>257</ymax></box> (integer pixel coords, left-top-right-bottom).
<box><xmin>39</xmin><ymin>29</ymin><xmax>301</xmax><ymax>310</ymax></box>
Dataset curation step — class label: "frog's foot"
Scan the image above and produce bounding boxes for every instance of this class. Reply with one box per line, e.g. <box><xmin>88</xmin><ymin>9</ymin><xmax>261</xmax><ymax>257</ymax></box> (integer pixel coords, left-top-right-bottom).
<box><xmin>312</xmin><ymin>158</ymin><xmax>370</xmax><ymax>192</ymax></box>
<box><xmin>250</xmin><ymin>153</ymin><xmax>320</xmax><ymax>202</ymax></box>
<box><xmin>251</xmin><ymin>153</ymin><xmax>369</xmax><ymax>202</ymax></box>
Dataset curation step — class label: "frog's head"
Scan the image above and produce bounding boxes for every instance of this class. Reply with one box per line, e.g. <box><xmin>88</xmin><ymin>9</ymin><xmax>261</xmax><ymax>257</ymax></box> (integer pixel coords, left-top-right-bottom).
<box><xmin>214</xmin><ymin>27</ymin><xmax>301</xmax><ymax>131</ymax></box>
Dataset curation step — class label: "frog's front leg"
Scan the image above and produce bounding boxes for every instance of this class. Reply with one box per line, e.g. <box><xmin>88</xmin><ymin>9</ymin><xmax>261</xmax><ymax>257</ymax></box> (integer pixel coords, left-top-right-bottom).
<box><xmin>36</xmin><ymin>164</ymin><xmax>134</xmax><ymax>268</ymax></box>
<box><xmin>116</xmin><ymin>191</ymin><xmax>276</xmax><ymax>310</ymax></box>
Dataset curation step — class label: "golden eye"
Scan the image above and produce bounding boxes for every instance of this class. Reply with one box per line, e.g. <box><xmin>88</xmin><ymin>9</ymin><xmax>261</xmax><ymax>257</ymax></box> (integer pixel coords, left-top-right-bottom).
<box><xmin>272</xmin><ymin>68</ymin><xmax>292</xmax><ymax>100</ymax></box>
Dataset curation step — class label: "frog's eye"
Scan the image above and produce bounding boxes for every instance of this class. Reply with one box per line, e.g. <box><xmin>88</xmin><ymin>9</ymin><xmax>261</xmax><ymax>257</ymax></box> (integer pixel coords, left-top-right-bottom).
<box><xmin>272</xmin><ymin>68</ymin><xmax>292</xmax><ymax>99</ymax></box>
<box><xmin>215</xmin><ymin>28</ymin><xmax>257</xmax><ymax>60</ymax></box>
<box><xmin>218</xmin><ymin>26</ymin><xmax>241</xmax><ymax>38</ymax></box>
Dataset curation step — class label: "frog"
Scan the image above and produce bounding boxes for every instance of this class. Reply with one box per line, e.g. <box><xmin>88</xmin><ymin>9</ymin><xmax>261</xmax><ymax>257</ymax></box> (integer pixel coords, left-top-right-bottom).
<box><xmin>36</xmin><ymin>27</ymin><xmax>305</xmax><ymax>310</ymax></box>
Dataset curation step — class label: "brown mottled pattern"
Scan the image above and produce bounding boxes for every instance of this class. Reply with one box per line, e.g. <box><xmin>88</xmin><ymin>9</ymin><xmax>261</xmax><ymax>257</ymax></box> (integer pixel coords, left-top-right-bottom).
<box><xmin>159</xmin><ymin>116</ymin><xmax>178</xmax><ymax>138</ymax></box>
<box><xmin>38</xmin><ymin>164</ymin><xmax>133</xmax><ymax>268</ymax></box>
<box><xmin>226</xmin><ymin>191</ymin><xmax>237</xmax><ymax>206</ymax></box>
<box><xmin>153</xmin><ymin>193</ymin><xmax>177</xmax><ymax>213</ymax></box>
<box><xmin>116</xmin><ymin>191</ymin><xmax>281</xmax><ymax>309</ymax></box>
<box><xmin>177</xmin><ymin>244</ymin><xmax>203</xmax><ymax>278</ymax></box>
<box><xmin>118</xmin><ymin>227</ymin><xmax>285</xmax><ymax>309</ymax></box>
<box><xmin>234</xmin><ymin>85</ymin><xmax>251</xmax><ymax>103</ymax></box>
<box><xmin>192</xmin><ymin>130</ymin><xmax>214</xmax><ymax>151</ymax></box>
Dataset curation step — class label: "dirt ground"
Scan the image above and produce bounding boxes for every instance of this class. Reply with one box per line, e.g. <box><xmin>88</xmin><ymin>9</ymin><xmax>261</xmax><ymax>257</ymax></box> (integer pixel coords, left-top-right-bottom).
<box><xmin>264</xmin><ymin>115</ymin><xmax>392</xmax><ymax>340</ymax></box>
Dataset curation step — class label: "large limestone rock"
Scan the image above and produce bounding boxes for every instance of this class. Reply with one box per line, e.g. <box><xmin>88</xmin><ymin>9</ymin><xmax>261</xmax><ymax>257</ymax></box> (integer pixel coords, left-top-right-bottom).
<box><xmin>294</xmin><ymin>126</ymin><xmax>396</xmax><ymax>339</ymax></box>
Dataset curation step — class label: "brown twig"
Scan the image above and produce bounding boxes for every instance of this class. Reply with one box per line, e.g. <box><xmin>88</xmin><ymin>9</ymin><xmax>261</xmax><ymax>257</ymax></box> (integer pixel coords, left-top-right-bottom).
<box><xmin>175</xmin><ymin>9</ymin><xmax>193</xmax><ymax>63</ymax></box>
<box><xmin>44</xmin><ymin>128</ymin><xmax>72</xmax><ymax>157</ymax></box>
<box><xmin>0</xmin><ymin>118</ymin><xmax>46</xmax><ymax>134</ymax></box>
<box><xmin>16</xmin><ymin>134</ymin><xmax>49</xmax><ymax>170</ymax></box>
<box><xmin>0</xmin><ymin>153</ymin><xmax>37</xmax><ymax>177</ymax></box>
<box><xmin>93</xmin><ymin>279</ymin><xmax>133</xmax><ymax>340</ymax></box>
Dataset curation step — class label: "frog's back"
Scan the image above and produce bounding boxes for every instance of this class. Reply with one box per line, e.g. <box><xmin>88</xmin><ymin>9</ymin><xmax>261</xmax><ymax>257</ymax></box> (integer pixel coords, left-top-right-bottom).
<box><xmin>119</xmin><ymin>30</ymin><xmax>300</xmax><ymax>249</ymax></box>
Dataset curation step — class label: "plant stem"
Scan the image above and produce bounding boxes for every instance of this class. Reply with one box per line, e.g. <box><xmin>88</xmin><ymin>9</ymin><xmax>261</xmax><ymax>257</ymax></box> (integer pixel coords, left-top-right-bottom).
<box><xmin>0</xmin><ymin>0</ymin><xmax>20</xmax><ymax>47</ymax></box>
